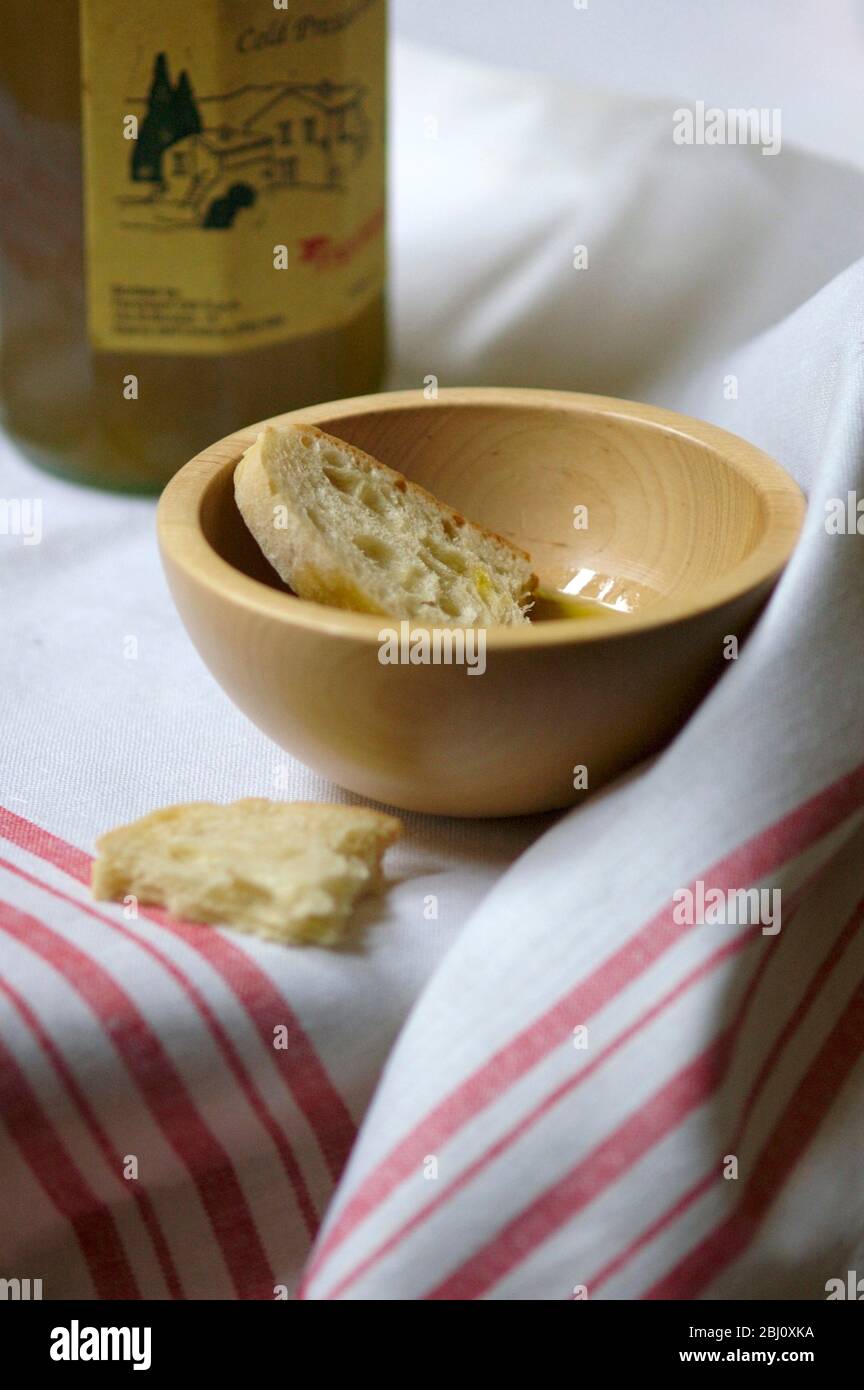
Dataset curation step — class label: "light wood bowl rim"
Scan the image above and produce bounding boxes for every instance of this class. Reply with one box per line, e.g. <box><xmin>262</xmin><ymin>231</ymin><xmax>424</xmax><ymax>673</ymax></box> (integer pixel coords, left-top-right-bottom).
<box><xmin>157</xmin><ymin>387</ymin><xmax>806</xmax><ymax>647</ymax></box>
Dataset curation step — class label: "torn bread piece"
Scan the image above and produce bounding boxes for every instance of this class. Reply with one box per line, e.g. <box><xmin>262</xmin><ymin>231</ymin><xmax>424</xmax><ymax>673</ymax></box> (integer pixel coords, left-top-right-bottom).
<box><xmin>234</xmin><ymin>422</ymin><xmax>537</xmax><ymax>626</ymax></box>
<box><xmin>91</xmin><ymin>799</ymin><xmax>402</xmax><ymax>947</ymax></box>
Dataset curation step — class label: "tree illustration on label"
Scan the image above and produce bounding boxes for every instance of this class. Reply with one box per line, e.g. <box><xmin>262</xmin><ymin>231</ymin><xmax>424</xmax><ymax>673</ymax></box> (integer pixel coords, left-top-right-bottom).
<box><xmin>132</xmin><ymin>53</ymin><xmax>203</xmax><ymax>184</ymax></box>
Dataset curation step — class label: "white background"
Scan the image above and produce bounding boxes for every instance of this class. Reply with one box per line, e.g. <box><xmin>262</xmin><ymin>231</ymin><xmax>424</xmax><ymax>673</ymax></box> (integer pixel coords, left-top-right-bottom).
<box><xmin>393</xmin><ymin>0</ymin><xmax>864</xmax><ymax>168</ymax></box>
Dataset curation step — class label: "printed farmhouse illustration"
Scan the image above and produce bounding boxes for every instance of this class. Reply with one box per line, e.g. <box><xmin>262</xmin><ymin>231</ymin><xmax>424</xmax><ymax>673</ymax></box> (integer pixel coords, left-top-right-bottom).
<box><xmin>122</xmin><ymin>53</ymin><xmax>371</xmax><ymax>229</ymax></box>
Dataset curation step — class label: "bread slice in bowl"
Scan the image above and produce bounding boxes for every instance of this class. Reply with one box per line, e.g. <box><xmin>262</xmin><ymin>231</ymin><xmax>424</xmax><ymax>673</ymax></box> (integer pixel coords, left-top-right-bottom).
<box><xmin>234</xmin><ymin>423</ymin><xmax>536</xmax><ymax>626</ymax></box>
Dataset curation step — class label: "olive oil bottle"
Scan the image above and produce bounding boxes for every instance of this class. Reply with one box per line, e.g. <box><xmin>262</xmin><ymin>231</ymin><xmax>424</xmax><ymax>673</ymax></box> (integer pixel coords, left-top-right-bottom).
<box><xmin>0</xmin><ymin>1</ymin><xmax>387</xmax><ymax>492</ymax></box>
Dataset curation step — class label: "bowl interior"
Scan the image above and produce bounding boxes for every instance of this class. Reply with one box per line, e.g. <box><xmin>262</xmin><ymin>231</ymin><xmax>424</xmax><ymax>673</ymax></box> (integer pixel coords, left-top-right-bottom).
<box><xmin>199</xmin><ymin>398</ymin><xmax>776</xmax><ymax>612</ymax></box>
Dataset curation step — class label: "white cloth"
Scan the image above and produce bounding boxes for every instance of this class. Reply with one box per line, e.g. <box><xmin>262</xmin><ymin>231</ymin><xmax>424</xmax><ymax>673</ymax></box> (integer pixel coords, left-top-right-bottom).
<box><xmin>2</xmin><ymin>39</ymin><xmax>863</xmax><ymax>1300</ymax></box>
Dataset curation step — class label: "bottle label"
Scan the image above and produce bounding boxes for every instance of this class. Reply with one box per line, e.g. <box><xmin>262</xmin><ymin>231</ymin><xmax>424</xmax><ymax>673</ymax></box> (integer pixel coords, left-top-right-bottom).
<box><xmin>80</xmin><ymin>0</ymin><xmax>385</xmax><ymax>355</ymax></box>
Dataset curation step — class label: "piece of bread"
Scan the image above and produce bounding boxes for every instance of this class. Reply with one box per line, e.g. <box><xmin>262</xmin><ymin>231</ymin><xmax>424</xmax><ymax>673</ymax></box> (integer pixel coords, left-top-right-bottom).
<box><xmin>91</xmin><ymin>799</ymin><xmax>402</xmax><ymax>947</ymax></box>
<box><xmin>234</xmin><ymin>423</ymin><xmax>536</xmax><ymax>626</ymax></box>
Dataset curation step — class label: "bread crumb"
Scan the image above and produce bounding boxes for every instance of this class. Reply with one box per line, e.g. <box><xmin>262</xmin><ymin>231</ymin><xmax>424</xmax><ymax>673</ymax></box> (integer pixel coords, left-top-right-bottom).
<box><xmin>91</xmin><ymin>799</ymin><xmax>401</xmax><ymax>947</ymax></box>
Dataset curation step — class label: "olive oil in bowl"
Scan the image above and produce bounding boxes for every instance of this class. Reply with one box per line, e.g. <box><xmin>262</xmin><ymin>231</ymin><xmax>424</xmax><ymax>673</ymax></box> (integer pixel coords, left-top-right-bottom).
<box><xmin>531</xmin><ymin>569</ymin><xmax>663</xmax><ymax>621</ymax></box>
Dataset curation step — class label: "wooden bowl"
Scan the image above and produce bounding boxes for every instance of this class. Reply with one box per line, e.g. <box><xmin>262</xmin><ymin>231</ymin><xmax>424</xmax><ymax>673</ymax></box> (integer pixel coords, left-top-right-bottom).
<box><xmin>157</xmin><ymin>388</ymin><xmax>804</xmax><ymax>817</ymax></box>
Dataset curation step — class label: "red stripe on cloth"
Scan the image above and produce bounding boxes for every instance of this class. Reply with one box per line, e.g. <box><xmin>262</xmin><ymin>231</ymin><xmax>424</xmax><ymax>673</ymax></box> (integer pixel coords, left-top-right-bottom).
<box><xmin>426</xmin><ymin>1034</ymin><xmax>732</xmax><ymax>1300</ymax></box>
<box><xmin>586</xmin><ymin>878</ymin><xmax>861</xmax><ymax>1289</ymax></box>
<box><xmin>0</xmin><ymin>809</ymin><xmax>90</xmax><ymax>880</ymax></box>
<box><xmin>0</xmin><ymin>807</ymin><xmax>357</xmax><ymax>1182</ymax></box>
<box><xmin>0</xmin><ymin>898</ymin><xmax>274</xmax><ymax>1299</ymax></box>
<box><xmin>428</xmin><ymin>903</ymin><xmax>795</xmax><ymax>1304</ymax></box>
<box><xmin>0</xmin><ymin>1028</ymin><xmax>140</xmax><ymax>1299</ymax></box>
<box><xmin>636</xmin><ymin>895</ymin><xmax>864</xmax><ymax>1295</ymax></box>
<box><xmin>324</xmin><ymin>842</ymin><xmax>825</xmax><ymax>1297</ymax></box>
<box><xmin>143</xmin><ymin>904</ymin><xmax>356</xmax><ymax>1183</ymax></box>
<box><xmin>0</xmin><ymin>856</ymin><xmax>319</xmax><ymax>1242</ymax></box>
<box><xmin>588</xmin><ymin>1171</ymin><xmax>717</xmax><ymax>1296</ymax></box>
<box><xmin>646</xmin><ymin>967</ymin><xmax>864</xmax><ymax>1299</ymax></box>
<box><xmin>324</xmin><ymin>930</ymin><xmax>762</xmax><ymax>1299</ymax></box>
<box><xmin>303</xmin><ymin>760</ymin><xmax>864</xmax><ymax>1290</ymax></box>
<box><xmin>586</xmin><ymin>884</ymin><xmax>855</xmax><ymax>1295</ymax></box>
<box><xmin>0</xmin><ymin>975</ymin><xmax>184</xmax><ymax>1299</ymax></box>
<box><xmin>408</xmin><ymin>870</ymin><xmax>819</xmax><ymax>1300</ymax></box>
